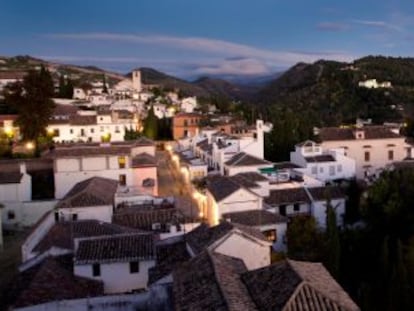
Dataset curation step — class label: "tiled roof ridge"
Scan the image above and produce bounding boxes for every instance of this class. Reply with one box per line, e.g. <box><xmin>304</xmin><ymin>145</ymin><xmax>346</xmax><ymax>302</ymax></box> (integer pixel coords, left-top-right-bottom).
<box><xmin>230</xmin><ymin>152</ymin><xmax>247</xmax><ymax>166</ymax></box>
<box><xmin>286</xmin><ymin>259</ymin><xmax>358</xmax><ymax>311</ymax></box>
<box><xmin>207</xmin><ymin>251</ymin><xmax>233</xmax><ymax>311</ymax></box>
<box><xmin>75</xmin><ymin>231</ymin><xmax>152</xmax><ymax>243</ymax></box>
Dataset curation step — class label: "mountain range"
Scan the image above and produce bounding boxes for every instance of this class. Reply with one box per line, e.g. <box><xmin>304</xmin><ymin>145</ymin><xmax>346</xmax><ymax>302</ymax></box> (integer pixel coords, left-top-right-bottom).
<box><xmin>2</xmin><ymin>55</ymin><xmax>414</xmax><ymax>125</ymax></box>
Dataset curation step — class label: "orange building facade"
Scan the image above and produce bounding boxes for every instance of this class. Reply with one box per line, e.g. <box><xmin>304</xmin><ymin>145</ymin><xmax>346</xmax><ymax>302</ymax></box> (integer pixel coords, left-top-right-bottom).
<box><xmin>173</xmin><ymin>113</ymin><xmax>203</xmax><ymax>140</ymax></box>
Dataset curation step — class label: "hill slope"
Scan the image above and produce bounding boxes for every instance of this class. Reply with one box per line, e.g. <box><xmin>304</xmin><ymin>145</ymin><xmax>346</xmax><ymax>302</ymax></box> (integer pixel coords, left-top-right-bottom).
<box><xmin>258</xmin><ymin>57</ymin><xmax>414</xmax><ymax>126</ymax></box>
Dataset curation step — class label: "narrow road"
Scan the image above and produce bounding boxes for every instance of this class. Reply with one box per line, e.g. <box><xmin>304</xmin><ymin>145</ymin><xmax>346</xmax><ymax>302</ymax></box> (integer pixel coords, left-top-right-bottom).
<box><xmin>156</xmin><ymin>151</ymin><xmax>199</xmax><ymax>220</ymax></box>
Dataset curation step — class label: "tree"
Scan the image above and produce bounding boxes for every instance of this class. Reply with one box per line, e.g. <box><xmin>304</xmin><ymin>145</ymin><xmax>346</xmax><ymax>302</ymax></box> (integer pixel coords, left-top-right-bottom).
<box><xmin>325</xmin><ymin>198</ymin><xmax>340</xmax><ymax>278</ymax></box>
<box><xmin>286</xmin><ymin>215</ymin><xmax>324</xmax><ymax>261</ymax></box>
<box><xmin>58</xmin><ymin>74</ymin><xmax>65</xmax><ymax>98</ymax></box>
<box><xmin>57</xmin><ymin>75</ymin><xmax>74</xmax><ymax>99</ymax></box>
<box><xmin>143</xmin><ymin>105</ymin><xmax>158</xmax><ymax>139</ymax></box>
<box><xmin>3</xmin><ymin>66</ymin><xmax>55</xmax><ymax>153</ymax></box>
<box><xmin>102</xmin><ymin>75</ymin><xmax>108</xmax><ymax>94</ymax></box>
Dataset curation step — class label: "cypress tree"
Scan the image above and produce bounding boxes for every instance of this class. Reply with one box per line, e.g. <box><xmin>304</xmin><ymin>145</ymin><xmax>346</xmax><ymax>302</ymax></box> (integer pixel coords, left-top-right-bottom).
<box><xmin>143</xmin><ymin>105</ymin><xmax>158</xmax><ymax>139</ymax></box>
<box><xmin>325</xmin><ymin>197</ymin><xmax>340</xmax><ymax>279</ymax></box>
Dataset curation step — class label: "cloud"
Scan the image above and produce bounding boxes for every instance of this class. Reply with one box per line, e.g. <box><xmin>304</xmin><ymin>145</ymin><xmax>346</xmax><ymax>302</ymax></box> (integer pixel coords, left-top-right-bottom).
<box><xmin>44</xmin><ymin>32</ymin><xmax>354</xmax><ymax>67</ymax></box>
<box><xmin>194</xmin><ymin>58</ymin><xmax>271</xmax><ymax>76</ymax></box>
<box><xmin>352</xmin><ymin>19</ymin><xmax>402</xmax><ymax>32</ymax></box>
<box><xmin>316</xmin><ymin>22</ymin><xmax>349</xmax><ymax>32</ymax></box>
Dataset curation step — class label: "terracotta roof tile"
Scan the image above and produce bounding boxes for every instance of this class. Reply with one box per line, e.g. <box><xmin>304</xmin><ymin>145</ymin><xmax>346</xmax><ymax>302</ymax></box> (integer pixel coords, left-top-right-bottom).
<box><xmin>233</xmin><ymin>172</ymin><xmax>268</xmax><ymax>182</ymax></box>
<box><xmin>75</xmin><ymin>233</ymin><xmax>155</xmax><ymax>264</ymax></box>
<box><xmin>112</xmin><ymin>207</ymin><xmax>181</xmax><ymax>231</ymax></box>
<box><xmin>33</xmin><ymin>220</ymin><xmax>140</xmax><ymax>253</ymax></box>
<box><xmin>186</xmin><ymin>222</ymin><xmax>268</xmax><ymax>255</ymax></box>
<box><xmin>225</xmin><ymin>152</ymin><xmax>272</xmax><ymax>167</ymax></box>
<box><xmin>206</xmin><ymin>175</ymin><xmax>241</xmax><ymax>202</ymax></box>
<box><xmin>265</xmin><ymin>188</ymin><xmax>311</xmax><ymax>206</ymax></box>
<box><xmin>69</xmin><ymin>115</ymin><xmax>97</xmax><ymax>125</ymax></box>
<box><xmin>307</xmin><ymin>186</ymin><xmax>346</xmax><ymax>201</ymax></box>
<box><xmin>131</xmin><ymin>152</ymin><xmax>157</xmax><ymax>167</ymax></box>
<box><xmin>318</xmin><ymin>126</ymin><xmax>402</xmax><ymax>141</ymax></box>
<box><xmin>242</xmin><ymin>259</ymin><xmax>360</xmax><ymax>311</ymax></box>
<box><xmin>173</xmin><ymin>251</ymin><xmax>257</xmax><ymax>311</ymax></box>
<box><xmin>222</xmin><ymin>210</ymin><xmax>288</xmax><ymax>226</ymax></box>
<box><xmin>57</xmin><ymin>177</ymin><xmax>118</xmax><ymax>209</ymax></box>
<box><xmin>0</xmin><ymin>172</ymin><xmax>22</xmax><ymax>184</ymax></box>
<box><xmin>148</xmin><ymin>240</ymin><xmax>190</xmax><ymax>285</ymax></box>
<box><xmin>11</xmin><ymin>255</ymin><xmax>103</xmax><ymax>308</ymax></box>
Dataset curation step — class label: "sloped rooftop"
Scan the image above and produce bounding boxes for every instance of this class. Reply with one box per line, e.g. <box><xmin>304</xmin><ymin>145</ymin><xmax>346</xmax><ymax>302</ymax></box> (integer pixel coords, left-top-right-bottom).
<box><xmin>57</xmin><ymin>176</ymin><xmax>118</xmax><ymax>209</ymax></box>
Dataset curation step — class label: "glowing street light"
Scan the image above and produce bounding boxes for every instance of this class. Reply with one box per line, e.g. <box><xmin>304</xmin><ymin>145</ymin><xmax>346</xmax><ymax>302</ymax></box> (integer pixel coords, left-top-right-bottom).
<box><xmin>4</xmin><ymin>127</ymin><xmax>14</xmax><ymax>139</ymax></box>
<box><xmin>25</xmin><ymin>142</ymin><xmax>34</xmax><ymax>150</ymax></box>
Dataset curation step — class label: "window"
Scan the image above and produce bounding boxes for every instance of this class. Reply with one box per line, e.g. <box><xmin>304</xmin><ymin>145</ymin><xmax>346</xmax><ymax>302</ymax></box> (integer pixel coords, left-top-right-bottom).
<box><xmin>90</xmin><ymin>128</ymin><xmax>94</xmax><ymax>133</ymax></box>
<box><xmin>70</xmin><ymin>129</ymin><xmax>73</xmax><ymax>134</ymax></box>
<box><xmin>311</xmin><ymin>166</ymin><xmax>317</xmax><ymax>174</ymax></box>
<box><xmin>53</xmin><ymin>129</ymin><xmax>60</xmax><ymax>137</ymax></box>
<box><xmin>115</xmin><ymin>126</ymin><xmax>120</xmax><ymax>133</ymax></box>
<box><xmin>118</xmin><ymin>156</ymin><xmax>126</xmax><ymax>169</ymax></box>
<box><xmin>388</xmin><ymin>150</ymin><xmax>394</xmax><ymax>161</ymax></box>
<box><xmin>337</xmin><ymin>164</ymin><xmax>342</xmax><ymax>172</ymax></box>
<box><xmin>329</xmin><ymin>165</ymin><xmax>335</xmax><ymax>176</ymax></box>
<box><xmin>7</xmin><ymin>211</ymin><xmax>15</xmax><ymax>220</ymax></box>
<box><xmin>92</xmin><ymin>263</ymin><xmax>101</xmax><ymax>277</ymax></box>
<box><xmin>293</xmin><ymin>203</ymin><xmax>300</xmax><ymax>212</ymax></box>
<box><xmin>80</xmin><ymin>128</ymin><xmax>85</xmax><ymax>136</ymax></box>
<box><xmin>364</xmin><ymin>151</ymin><xmax>370</xmax><ymax>162</ymax></box>
<box><xmin>72</xmin><ymin>214</ymin><xmax>78</xmax><ymax>221</ymax></box>
<box><xmin>262</xmin><ymin>229</ymin><xmax>277</xmax><ymax>242</ymax></box>
<box><xmin>130</xmin><ymin>261</ymin><xmax>139</xmax><ymax>274</ymax></box>
<box><xmin>184</xmin><ymin>120</ymin><xmax>188</xmax><ymax>127</ymax></box>
<box><xmin>319</xmin><ymin>167</ymin><xmax>324</xmax><ymax>173</ymax></box>
<box><xmin>100</xmin><ymin>126</ymin><xmax>104</xmax><ymax>132</ymax></box>
<box><xmin>279</xmin><ymin>205</ymin><xmax>287</xmax><ymax>216</ymax></box>
<box><xmin>54</xmin><ymin>212</ymin><xmax>59</xmax><ymax>222</ymax></box>
<box><xmin>119</xmin><ymin>174</ymin><xmax>126</xmax><ymax>186</ymax></box>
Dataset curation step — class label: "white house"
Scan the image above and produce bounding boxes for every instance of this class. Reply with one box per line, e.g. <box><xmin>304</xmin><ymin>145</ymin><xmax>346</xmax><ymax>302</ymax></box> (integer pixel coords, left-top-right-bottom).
<box><xmin>56</xmin><ymin>177</ymin><xmax>118</xmax><ymax>223</ymax></box>
<box><xmin>73</xmin><ymin>87</ymin><xmax>87</xmax><ymax>100</ymax></box>
<box><xmin>44</xmin><ymin>138</ymin><xmax>158</xmax><ymax>199</ymax></box>
<box><xmin>185</xmin><ymin>221</ymin><xmax>272</xmax><ymax>270</ymax></box>
<box><xmin>74</xmin><ymin>233</ymin><xmax>155</xmax><ymax>293</ymax></box>
<box><xmin>205</xmin><ymin>175</ymin><xmax>263</xmax><ymax>226</ymax></box>
<box><xmin>290</xmin><ymin>140</ymin><xmax>356</xmax><ymax>182</ymax></box>
<box><xmin>264</xmin><ymin>186</ymin><xmax>346</xmax><ymax>227</ymax></box>
<box><xmin>180</xmin><ymin>96</ymin><xmax>197</xmax><ymax>113</ymax></box>
<box><xmin>221</xmin><ymin>210</ymin><xmax>287</xmax><ymax>252</ymax></box>
<box><xmin>47</xmin><ymin>110</ymin><xmax>136</xmax><ymax>143</ymax></box>
<box><xmin>358</xmin><ymin>79</ymin><xmax>392</xmax><ymax>89</ymax></box>
<box><xmin>224</xmin><ymin>152</ymin><xmax>273</xmax><ymax>176</ymax></box>
<box><xmin>0</xmin><ymin>163</ymin><xmax>31</xmax><ymax>227</ymax></box>
<box><xmin>0</xmin><ymin>71</ymin><xmax>26</xmax><ymax>92</ymax></box>
<box><xmin>184</xmin><ymin>119</ymin><xmax>272</xmax><ymax>174</ymax></box>
<box><xmin>318</xmin><ymin>125</ymin><xmax>410</xmax><ymax>179</ymax></box>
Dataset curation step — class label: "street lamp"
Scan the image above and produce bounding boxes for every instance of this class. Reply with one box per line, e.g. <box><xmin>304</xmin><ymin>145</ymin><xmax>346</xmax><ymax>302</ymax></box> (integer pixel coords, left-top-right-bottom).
<box><xmin>25</xmin><ymin>141</ymin><xmax>34</xmax><ymax>150</ymax></box>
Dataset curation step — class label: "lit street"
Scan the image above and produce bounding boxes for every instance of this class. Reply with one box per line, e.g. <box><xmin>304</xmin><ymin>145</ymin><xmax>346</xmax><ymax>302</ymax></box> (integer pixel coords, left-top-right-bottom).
<box><xmin>156</xmin><ymin>150</ymin><xmax>199</xmax><ymax>220</ymax></box>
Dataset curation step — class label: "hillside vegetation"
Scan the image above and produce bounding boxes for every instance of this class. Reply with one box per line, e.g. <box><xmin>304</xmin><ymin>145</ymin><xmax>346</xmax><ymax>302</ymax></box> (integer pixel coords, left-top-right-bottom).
<box><xmin>258</xmin><ymin>56</ymin><xmax>414</xmax><ymax>127</ymax></box>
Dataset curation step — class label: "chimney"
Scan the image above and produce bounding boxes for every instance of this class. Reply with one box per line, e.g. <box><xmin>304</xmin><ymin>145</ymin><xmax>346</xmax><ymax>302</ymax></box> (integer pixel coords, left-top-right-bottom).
<box><xmin>19</xmin><ymin>162</ymin><xmax>27</xmax><ymax>175</ymax></box>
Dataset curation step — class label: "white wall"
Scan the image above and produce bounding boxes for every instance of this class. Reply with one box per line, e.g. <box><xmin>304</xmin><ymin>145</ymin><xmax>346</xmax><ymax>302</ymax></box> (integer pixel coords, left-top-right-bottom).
<box><xmin>321</xmin><ymin>137</ymin><xmax>408</xmax><ymax>179</ymax></box>
<box><xmin>21</xmin><ymin>211</ymin><xmax>56</xmax><ymax>262</ymax></box>
<box><xmin>218</xmin><ymin>188</ymin><xmax>261</xmax><ymax>218</ymax></box>
<box><xmin>0</xmin><ymin>174</ymin><xmax>31</xmax><ymax>202</ymax></box>
<box><xmin>74</xmin><ymin>260</ymin><xmax>155</xmax><ymax>293</ymax></box>
<box><xmin>58</xmin><ymin>205</ymin><xmax>113</xmax><ymax>223</ymax></box>
<box><xmin>2</xmin><ymin>200</ymin><xmax>57</xmax><ymax>230</ymax></box>
<box><xmin>312</xmin><ymin>198</ymin><xmax>345</xmax><ymax>228</ymax></box>
<box><xmin>213</xmin><ymin>232</ymin><xmax>270</xmax><ymax>270</ymax></box>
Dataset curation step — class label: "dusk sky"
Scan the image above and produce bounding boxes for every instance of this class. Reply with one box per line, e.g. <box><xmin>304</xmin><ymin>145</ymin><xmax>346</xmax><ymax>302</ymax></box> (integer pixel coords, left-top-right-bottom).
<box><xmin>1</xmin><ymin>0</ymin><xmax>414</xmax><ymax>78</ymax></box>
